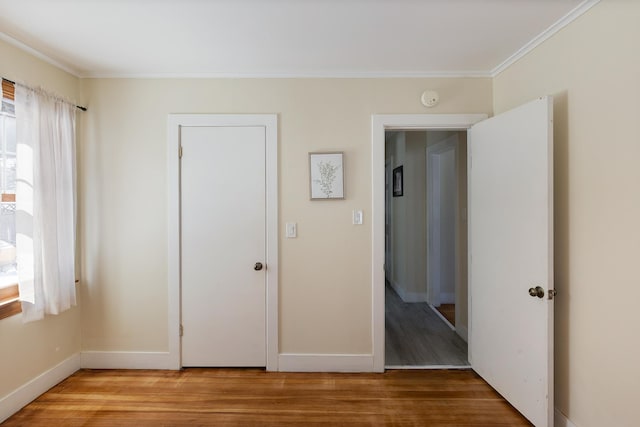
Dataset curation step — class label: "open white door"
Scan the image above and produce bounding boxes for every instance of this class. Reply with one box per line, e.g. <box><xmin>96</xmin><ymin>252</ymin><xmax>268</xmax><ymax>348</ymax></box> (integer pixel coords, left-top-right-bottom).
<box><xmin>469</xmin><ymin>97</ymin><xmax>554</xmax><ymax>426</ymax></box>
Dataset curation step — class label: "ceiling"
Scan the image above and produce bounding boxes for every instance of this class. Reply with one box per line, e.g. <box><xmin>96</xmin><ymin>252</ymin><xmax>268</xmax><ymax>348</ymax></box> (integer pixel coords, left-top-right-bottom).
<box><xmin>0</xmin><ymin>0</ymin><xmax>595</xmax><ymax>78</ymax></box>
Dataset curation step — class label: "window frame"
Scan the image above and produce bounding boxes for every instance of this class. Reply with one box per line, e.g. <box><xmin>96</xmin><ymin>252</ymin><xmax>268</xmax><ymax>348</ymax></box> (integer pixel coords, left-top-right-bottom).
<box><xmin>0</xmin><ymin>79</ymin><xmax>19</xmax><ymax>320</ymax></box>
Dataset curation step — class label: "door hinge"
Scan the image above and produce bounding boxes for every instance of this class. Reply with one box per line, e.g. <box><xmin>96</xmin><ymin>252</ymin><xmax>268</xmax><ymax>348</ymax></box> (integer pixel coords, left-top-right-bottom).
<box><xmin>179</xmin><ymin>146</ymin><xmax>183</xmax><ymax>158</ymax></box>
<box><xmin>179</xmin><ymin>324</ymin><xmax>184</xmax><ymax>337</ymax></box>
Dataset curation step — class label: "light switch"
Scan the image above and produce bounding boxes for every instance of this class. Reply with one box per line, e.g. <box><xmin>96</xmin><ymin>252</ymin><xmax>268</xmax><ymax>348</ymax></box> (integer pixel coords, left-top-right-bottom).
<box><xmin>353</xmin><ymin>210</ymin><xmax>363</xmax><ymax>225</ymax></box>
<box><xmin>286</xmin><ymin>222</ymin><xmax>297</xmax><ymax>238</ymax></box>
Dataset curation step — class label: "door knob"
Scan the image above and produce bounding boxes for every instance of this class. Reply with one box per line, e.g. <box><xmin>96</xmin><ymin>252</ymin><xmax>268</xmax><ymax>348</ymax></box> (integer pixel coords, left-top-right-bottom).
<box><xmin>254</xmin><ymin>262</ymin><xmax>264</xmax><ymax>271</ymax></box>
<box><xmin>528</xmin><ymin>286</ymin><xmax>545</xmax><ymax>299</ymax></box>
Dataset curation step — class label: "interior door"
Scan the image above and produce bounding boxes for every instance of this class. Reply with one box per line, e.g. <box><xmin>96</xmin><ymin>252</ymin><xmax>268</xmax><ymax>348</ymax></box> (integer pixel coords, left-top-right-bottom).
<box><xmin>181</xmin><ymin>125</ymin><xmax>266</xmax><ymax>367</ymax></box>
<box><xmin>468</xmin><ymin>96</ymin><xmax>554</xmax><ymax>426</ymax></box>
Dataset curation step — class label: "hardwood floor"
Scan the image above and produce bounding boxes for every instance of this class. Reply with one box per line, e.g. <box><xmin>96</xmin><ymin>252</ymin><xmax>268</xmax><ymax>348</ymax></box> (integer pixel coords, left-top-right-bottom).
<box><xmin>385</xmin><ymin>284</ymin><xmax>468</xmax><ymax>366</ymax></box>
<box><xmin>435</xmin><ymin>304</ymin><xmax>456</xmax><ymax>326</ymax></box>
<box><xmin>2</xmin><ymin>368</ymin><xmax>531</xmax><ymax>426</ymax></box>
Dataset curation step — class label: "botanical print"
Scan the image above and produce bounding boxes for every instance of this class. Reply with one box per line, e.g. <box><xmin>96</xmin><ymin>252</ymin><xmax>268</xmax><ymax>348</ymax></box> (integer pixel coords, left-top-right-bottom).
<box><xmin>309</xmin><ymin>152</ymin><xmax>344</xmax><ymax>199</ymax></box>
<box><xmin>315</xmin><ymin>160</ymin><xmax>339</xmax><ymax>197</ymax></box>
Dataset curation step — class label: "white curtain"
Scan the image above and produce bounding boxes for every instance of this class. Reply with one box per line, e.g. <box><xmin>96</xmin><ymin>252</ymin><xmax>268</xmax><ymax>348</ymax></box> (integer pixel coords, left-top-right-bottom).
<box><xmin>15</xmin><ymin>84</ymin><xmax>77</xmax><ymax>322</ymax></box>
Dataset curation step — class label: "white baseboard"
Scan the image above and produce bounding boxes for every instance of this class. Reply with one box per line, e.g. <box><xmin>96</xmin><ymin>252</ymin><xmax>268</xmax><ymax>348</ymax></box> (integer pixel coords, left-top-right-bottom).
<box><xmin>390</xmin><ymin>281</ymin><xmax>427</xmax><ymax>303</ymax></box>
<box><xmin>278</xmin><ymin>353</ymin><xmax>374</xmax><ymax>372</ymax></box>
<box><xmin>0</xmin><ymin>353</ymin><xmax>80</xmax><ymax>423</ymax></box>
<box><xmin>440</xmin><ymin>292</ymin><xmax>455</xmax><ymax>304</ymax></box>
<box><xmin>80</xmin><ymin>351</ymin><xmax>176</xmax><ymax>370</ymax></box>
<box><xmin>555</xmin><ymin>408</ymin><xmax>578</xmax><ymax>427</ymax></box>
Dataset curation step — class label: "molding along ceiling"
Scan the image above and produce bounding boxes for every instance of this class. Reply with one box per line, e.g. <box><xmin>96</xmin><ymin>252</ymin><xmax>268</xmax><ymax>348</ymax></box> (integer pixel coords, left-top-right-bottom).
<box><xmin>0</xmin><ymin>0</ymin><xmax>600</xmax><ymax>78</ymax></box>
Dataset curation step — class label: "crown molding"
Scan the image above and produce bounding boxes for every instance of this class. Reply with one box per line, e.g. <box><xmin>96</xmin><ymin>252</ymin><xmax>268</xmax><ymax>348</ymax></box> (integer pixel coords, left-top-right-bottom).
<box><xmin>0</xmin><ymin>32</ymin><xmax>81</xmax><ymax>78</ymax></box>
<box><xmin>1</xmin><ymin>0</ymin><xmax>600</xmax><ymax>81</ymax></box>
<box><xmin>79</xmin><ymin>70</ymin><xmax>492</xmax><ymax>79</ymax></box>
<box><xmin>491</xmin><ymin>0</ymin><xmax>601</xmax><ymax>77</ymax></box>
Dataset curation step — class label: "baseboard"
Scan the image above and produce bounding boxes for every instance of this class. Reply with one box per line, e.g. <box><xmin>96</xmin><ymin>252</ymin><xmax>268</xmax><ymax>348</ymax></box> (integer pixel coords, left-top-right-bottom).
<box><xmin>555</xmin><ymin>408</ymin><xmax>578</xmax><ymax>427</ymax></box>
<box><xmin>440</xmin><ymin>292</ymin><xmax>455</xmax><ymax>304</ymax></box>
<box><xmin>80</xmin><ymin>351</ymin><xmax>176</xmax><ymax>370</ymax></box>
<box><xmin>390</xmin><ymin>281</ymin><xmax>427</xmax><ymax>303</ymax></box>
<box><xmin>0</xmin><ymin>353</ymin><xmax>80</xmax><ymax>423</ymax></box>
<box><xmin>278</xmin><ymin>353</ymin><xmax>374</xmax><ymax>372</ymax></box>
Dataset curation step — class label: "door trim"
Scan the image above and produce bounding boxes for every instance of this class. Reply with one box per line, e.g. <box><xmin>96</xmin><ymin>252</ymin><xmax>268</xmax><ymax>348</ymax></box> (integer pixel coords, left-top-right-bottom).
<box><xmin>168</xmin><ymin>114</ymin><xmax>278</xmax><ymax>370</ymax></box>
<box><xmin>371</xmin><ymin>114</ymin><xmax>486</xmax><ymax>372</ymax></box>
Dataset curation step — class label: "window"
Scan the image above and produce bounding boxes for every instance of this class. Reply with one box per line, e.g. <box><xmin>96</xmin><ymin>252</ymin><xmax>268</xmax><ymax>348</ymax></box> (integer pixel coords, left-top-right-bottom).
<box><xmin>0</xmin><ymin>79</ymin><xmax>78</xmax><ymax>321</ymax></box>
<box><xmin>0</xmin><ymin>79</ymin><xmax>19</xmax><ymax>319</ymax></box>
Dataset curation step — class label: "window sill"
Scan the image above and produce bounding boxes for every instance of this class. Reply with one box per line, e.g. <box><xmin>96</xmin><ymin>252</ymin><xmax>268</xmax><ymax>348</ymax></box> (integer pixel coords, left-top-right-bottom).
<box><xmin>0</xmin><ymin>280</ymin><xmax>79</xmax><ymax>320</ymax></box>
<box><xmin>0</xmin><ymin>283</ymin><xmax>21</xmax><ymax>320</ymax></box>
<box><xmin>0</xmin><ymin>298</ymin><xmax>20</xmax><ymax>319</ymax></box>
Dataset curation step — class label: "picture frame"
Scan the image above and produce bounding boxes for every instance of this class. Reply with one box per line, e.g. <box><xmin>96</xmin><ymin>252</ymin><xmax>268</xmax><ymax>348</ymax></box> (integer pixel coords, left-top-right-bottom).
<box><xmin>309</xmin><ymin>152</ymin><xmax>344</xmax><ymax>200</ymax></box>
<box><xmin>393</xmin><ymin>165</ymin><xmax>403</xmax><ymax>197</ymax></box>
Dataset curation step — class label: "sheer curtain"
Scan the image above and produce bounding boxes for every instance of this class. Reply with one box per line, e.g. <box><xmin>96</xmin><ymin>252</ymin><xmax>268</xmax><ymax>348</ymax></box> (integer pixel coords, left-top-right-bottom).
<box><xmin>15</xmin><ymin>84</ymin><xmax>77</xmax><ymax>322</ymax></box>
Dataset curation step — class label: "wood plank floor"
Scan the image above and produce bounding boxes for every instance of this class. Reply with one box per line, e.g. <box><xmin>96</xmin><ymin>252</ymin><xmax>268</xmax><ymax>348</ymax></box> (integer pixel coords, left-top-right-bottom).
<box><xmin>435</xmin><ymin>304</ymin><xmax>455</xmax><ymax>326</ymax></box>
<box><xmin>386</xmin><ymin>284</ymin><xmax>468</xmax><ymax>366</ymax></box>
<box><xmin>2</xmin><ymin>368</ymin><xmax>532</xmax><ymax>426</ymax></box>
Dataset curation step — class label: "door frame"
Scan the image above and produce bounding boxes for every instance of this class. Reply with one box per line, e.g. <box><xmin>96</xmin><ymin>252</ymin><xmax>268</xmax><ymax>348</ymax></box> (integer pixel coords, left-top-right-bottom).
<box><xmin>371</xmin><ymin>114</ymin><xmax>486</xmax><ymax>372</ymax></box>
<box><xmin>168</xmin><ymin>114</ymin><xmax>278</xmax><ymax>370</ymax></box>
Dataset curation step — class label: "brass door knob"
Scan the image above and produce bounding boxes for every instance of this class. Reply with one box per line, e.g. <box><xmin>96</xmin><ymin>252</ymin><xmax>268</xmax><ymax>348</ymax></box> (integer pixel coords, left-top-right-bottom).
<box><xmin>254</xmin><ymin>262</ymin><xmax>264</xmax><ymax>271</ymax></box>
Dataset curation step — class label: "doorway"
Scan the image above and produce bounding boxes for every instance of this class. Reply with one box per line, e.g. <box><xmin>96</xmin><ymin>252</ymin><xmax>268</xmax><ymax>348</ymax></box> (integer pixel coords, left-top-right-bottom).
<box><xmin>372</xmin><ymin>102</ymin><xmax>554</xmax><ymax>425</ymax></box>
<box><xmin>384</xmin><ymin>130</ymin><xmax>468</xmax><ymax>367</ymax></box>
<box><xmin>371</xmin><ymin>114</ymin><xmax>487</xmax><ymax>372</ymax></box>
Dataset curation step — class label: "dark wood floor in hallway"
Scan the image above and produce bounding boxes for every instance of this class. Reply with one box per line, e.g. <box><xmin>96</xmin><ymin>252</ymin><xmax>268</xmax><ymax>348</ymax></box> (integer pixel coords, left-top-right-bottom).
<box><xmin>2</xmin><ymin>368</ymin><xmax>532</xmax><ymax>426</ymax></box>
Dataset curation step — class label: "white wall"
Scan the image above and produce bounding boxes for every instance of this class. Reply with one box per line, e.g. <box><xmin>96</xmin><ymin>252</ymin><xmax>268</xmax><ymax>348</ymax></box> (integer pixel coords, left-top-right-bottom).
<box><xmin>387</xmin><ymin>131</ymin><xmax>407</xmax><ymax>297</ymax></box>
<box><xmin>493</xmin><ymin>1</ymin><xmax>640</xmax><ymax>425</ymax></box>
<box><xmin>404</xmin><ymin>132</ymin><xmax>428</xmax><ymax>300</ymax></box>
<box><xmin>78</xmin><ymin>78</ymin><xmax>492</xmax><ymax>356</ymax></box>
<box><xmin>437</xmin><ymin>144</ymin><xmax>456</xmax><ymax>303</ymax></box>
<box><xmin>454</xmin><ymin>132</ymin><xmax>468</xmax><ymax>334</ymax></box>
<box><xmin>0</xmin><ymin>37</ymin><xmax>81</xmax><ymax>403</ymax></box>
<box><xmin>386</xmin><ymin>131</ymin><xmax>429</xmax><ymax>302</ymax></box>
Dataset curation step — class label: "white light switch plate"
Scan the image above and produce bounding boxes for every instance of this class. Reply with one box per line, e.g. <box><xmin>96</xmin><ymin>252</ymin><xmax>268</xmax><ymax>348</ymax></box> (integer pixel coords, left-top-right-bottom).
<box><xmin>286</xmin><ymin>222</ymin><xmax>297</xmax><ymax>238</ymax></box>
<box><xmin>353</xmin><ymin>210</ymin><xmax>363</xmax><ymax>225</ymax></box>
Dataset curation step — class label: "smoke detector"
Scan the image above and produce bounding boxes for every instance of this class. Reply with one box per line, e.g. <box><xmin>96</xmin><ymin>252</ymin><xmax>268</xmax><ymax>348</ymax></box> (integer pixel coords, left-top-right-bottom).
<box><xmin>421</xmin><ymin>90</ymin><xmax>440</xmax><ymax>108</ymax></box>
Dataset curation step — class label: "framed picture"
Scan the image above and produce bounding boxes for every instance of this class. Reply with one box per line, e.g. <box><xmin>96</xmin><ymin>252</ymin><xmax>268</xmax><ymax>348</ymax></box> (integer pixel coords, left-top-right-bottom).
<box><xmin>393</xmin><ymin>166</ymin><xmax>403</xmax><ymax>197</ymax></box>
<box><xmin>309</xmin><ymin>152</ymin><xmax>344</xmax><ymax>200</ymax></box>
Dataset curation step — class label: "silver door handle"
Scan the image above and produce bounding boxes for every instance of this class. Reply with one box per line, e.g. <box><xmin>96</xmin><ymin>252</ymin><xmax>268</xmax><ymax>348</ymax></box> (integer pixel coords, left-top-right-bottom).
<box><xmin>528</xmin><ymin>286</ymin><xmax>544</xmax><ymax>298</ymax></box>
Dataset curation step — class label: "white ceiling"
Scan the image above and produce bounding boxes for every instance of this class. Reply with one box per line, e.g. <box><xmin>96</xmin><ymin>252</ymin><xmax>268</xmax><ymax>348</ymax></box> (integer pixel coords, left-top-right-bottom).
<box><xmin>0</xmin><ymin>0</ymin><xmax>596</xmax><ymax>78</ymax></box>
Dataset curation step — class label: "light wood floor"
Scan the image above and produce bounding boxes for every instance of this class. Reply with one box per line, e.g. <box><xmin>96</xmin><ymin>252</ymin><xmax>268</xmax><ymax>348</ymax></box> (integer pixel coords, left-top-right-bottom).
<box><xmin>2</xmin><ymin>368</ymin><xmax>531</xmax><ymax>426</ymax></box>
<box><xmin>385</xmin><ymin>283</ymin><xmax>468</xmax><ymax>366</ymax></box>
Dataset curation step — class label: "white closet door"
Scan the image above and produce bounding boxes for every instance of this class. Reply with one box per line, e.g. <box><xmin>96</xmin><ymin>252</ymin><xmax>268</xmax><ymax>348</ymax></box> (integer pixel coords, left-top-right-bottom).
<box><xmin>181</xmin><ymin>125</ymin><xmax>266</xmax><ymax>367</ymax></box>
